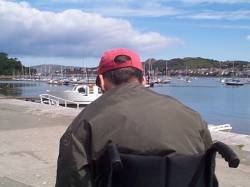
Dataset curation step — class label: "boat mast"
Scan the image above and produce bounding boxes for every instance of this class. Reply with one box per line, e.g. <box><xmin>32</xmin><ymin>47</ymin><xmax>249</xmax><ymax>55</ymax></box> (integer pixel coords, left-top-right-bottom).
<box><xmin>21</xmin><ymin>65</ymin><xmax>23</xmax><ymax>75</ymax></box>
<box><xmin>233</xmin><ymin>61</ymin><xmax>235</xmax><ymax>79</ymax></box>
<box><xmin>165</xmin><ymin>61</ymin><xmax>168</xmax><ymax>77</ymax></box>
<box><xmin>29</xmin><ymin>67</ymin><xmax>31</xmax><ymax>79</ymax></box>
<box><xmin>83</xmin><ymin>58</ymin><xmax>89</xmax><ymax>83</ymax></box>
<box><xmin>45</xmin><ymin>64</ymin><xmax>47</xmax><ymax>77</ymax></box>
<box><xmin>61</xmin><ymin>65</ymin><xmax>63</xmax><ymax>77</ymax></box>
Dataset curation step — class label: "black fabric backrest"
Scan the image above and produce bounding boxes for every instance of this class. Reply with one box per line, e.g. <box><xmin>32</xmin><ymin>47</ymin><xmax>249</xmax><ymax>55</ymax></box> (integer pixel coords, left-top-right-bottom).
<box><xmin>93</xmin><ymin>141</ymin><xmax>240</xmax><ymax>187</ymax></box>
<box><xmin>93</xmin><ymin>149</ymin><xmax>214</xmax><ymax>187</ymax></box>
<box><xmin>112</xmin><ymin>154</ymin><xmax>167</xmax><ymax>187</ymax></box>
<box><xmin>167</xmin><ymin>154</ymin><xmax>207</xmax><ymax>187</ymax></box>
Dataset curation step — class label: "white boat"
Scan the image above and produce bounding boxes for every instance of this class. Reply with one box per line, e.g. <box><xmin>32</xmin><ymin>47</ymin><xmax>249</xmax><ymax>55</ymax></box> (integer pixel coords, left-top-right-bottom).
<box><xmin>245</xmin><ymin>79</ymin><xmax>250</xmax><ymax>84</ymax></box>
<box><xmin>225</xmin><ymin>79</ymin><xmax>244</xmax><ymax>86</ymax></box>
<box><xmin>185</xmin><ymin>77</ymin><xmax>192</xmax><ymax>83</ymax></box>
<box><xmin>40</xmin><ymin>84</ymin><xmax>102</xmax><ymax>107</ymax></box>
<box><xmin>177</xmin><ymin>76</ymin><xmax>192</xmax><ymax>83</ymax></box>
<box><xmin>224</xmin><ymin>62</ymin><xmax>244</xmax><ymax>86</ymax></box>
<box><xmin>160</xmin><ymin>77</ymin><xmax>171</xmax><ymax>84</ymax></box>
<box><xmin>219</xmin><ymin>78</ymin><xmax>227</xmax><ymax>83</ymax></box>
<box><xmin>208</xmin><ymin>124</ymin><xmax>232</xmax><ymax>132</ymax></box>
<box><xmin>47</xmin><ymin>79</ymin><xmax>70</xmax><ymax>85</ymax></box>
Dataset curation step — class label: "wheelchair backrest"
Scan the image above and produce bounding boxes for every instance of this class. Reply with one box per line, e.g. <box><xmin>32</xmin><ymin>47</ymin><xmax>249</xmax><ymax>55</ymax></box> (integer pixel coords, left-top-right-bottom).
<box><xmin>92</xmin><ymin>142</ymin><xmax>239</xmax><ymax>187</ymax></box>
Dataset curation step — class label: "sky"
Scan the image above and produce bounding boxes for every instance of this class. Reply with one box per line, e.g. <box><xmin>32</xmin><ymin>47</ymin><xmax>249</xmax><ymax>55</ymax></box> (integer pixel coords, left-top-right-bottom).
<box><xmin>0</xmin><ymin>0</ymin><xmax>250</xmax><ymax>67</ymax></box>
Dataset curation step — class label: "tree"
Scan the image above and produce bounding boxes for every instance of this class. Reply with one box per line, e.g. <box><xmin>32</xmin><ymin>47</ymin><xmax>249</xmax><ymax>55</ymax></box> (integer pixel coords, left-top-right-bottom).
<box><xmin>0</xmin><ymin>52</ymin><xmax>23</xmax><ymax>75</ymax></box>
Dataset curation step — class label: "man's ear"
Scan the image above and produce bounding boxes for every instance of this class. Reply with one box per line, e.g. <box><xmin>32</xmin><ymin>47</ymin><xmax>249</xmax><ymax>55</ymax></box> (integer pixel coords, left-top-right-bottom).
<box><xmin>142</xmin><ymin>76</ymin><xmax>146</xmax><ymax>86</ymax></box>
<box><xmin>98</xmin><ymin>74</ymin><xmax>106</xmax><ymax>93</ymax></box>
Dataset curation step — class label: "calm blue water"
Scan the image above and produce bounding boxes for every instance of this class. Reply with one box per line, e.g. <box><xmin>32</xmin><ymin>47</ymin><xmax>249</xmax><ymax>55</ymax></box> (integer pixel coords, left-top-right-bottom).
<box><xmin>0</xmin><ymin>80</ymin><xmax>72</xmax><ymax>97</ymax></box>
<box><xmin>153</xmin><ymin>78</ymin><xmax>250</xmax><ymax>135</ymax></box>
<box><xmin>0</xmin><ymin>78</ymin><xmax>250</xmax><ymax>134</ymax></box>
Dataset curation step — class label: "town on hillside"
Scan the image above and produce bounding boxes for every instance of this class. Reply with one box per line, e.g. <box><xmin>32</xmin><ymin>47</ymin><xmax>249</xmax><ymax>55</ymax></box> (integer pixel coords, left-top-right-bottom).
<box><xmin>1</xmin><ymin>52</ymin><xmax>250</xmax><ymax>80</ymax></box>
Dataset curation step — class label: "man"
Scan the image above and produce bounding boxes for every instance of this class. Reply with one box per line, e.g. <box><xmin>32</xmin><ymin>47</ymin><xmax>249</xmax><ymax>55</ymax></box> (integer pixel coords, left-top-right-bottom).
<box><xmin>56</xmin><ymin>48</ymin><xmax>212</xmax><ymax>187</ymax></box>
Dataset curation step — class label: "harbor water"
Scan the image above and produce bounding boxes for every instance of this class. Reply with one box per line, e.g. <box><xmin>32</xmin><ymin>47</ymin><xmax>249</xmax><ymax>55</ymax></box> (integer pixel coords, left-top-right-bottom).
<box><xmin>0</xmin><ymin>78</ymin><xmax>250</xmax><ymax>134</ymax></box>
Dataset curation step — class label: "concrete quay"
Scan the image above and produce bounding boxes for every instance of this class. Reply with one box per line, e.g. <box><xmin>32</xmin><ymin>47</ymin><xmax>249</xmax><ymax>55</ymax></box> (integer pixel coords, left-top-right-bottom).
<box><xmin>0</xmin><ymin>99</ymin><xmax>249</xmax><ymax>187</ymax></box>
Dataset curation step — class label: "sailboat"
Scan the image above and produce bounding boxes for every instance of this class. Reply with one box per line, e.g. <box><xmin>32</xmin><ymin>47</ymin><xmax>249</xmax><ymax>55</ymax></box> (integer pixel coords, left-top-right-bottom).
<box><xmin>160</xmin><ymin>61</ymin><xmax>171</xmax><ymax>84</ymax></box>
<box><xmin>225</xmin><ymin>79</ymin><xmax>244</xmax><ymax>86</ymax></box>
<box><xmin>179</xmin><ymin>64</ymin><xmax>192</xmax><ymax>83</ymax></box>
<box><xmin>145</xmin><ymin>59</ymin><xmax>155</xmax><ymax>87</ymax></box>
<box><xmin>225</xmin><ymin>62</ymin><xmax>244</xmax><ymax>86</ymax></box>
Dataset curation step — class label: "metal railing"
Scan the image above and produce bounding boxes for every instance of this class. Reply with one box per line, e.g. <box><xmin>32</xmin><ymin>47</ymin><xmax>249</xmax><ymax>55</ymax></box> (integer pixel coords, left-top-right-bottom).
<box><xmin>40</xmin><ymin>94</ymin><xmax>84</xmax><ymax>109</ymax></box>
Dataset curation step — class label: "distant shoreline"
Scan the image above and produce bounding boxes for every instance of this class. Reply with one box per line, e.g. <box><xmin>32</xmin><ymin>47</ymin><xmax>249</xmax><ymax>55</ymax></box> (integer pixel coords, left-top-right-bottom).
<box><xmin>0</xmin><ymin>76</ymin><xmax>13</xmax><ymax>80</ymax></box>
<box><xmin>1</xmin><ymin>75</ymin><xmax>250</xmax><ymax>81</ymax></box>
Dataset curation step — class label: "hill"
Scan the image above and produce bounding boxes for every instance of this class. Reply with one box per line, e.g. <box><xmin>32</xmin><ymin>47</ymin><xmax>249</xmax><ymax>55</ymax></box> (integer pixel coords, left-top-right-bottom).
<box><xmin>1</xmin><ymin>51</ymin><xmax>249</xmax><ymax>77</ymax></box>
<box><xmin>32</xmin><ymin>57</ymin><xmax>250</xmax><ymax>77</ymax></box>
<box><xmin>143</xmin><ymin>57</ymin><xmax>250</xmax><ymax>75</ymax></box>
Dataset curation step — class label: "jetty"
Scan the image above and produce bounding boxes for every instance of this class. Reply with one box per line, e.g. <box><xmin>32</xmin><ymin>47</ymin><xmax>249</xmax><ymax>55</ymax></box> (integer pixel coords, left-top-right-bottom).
<box><xmin>0</xmin><ymin>98</ymin><xmax>249</xmax><ymax>187</ymax></box>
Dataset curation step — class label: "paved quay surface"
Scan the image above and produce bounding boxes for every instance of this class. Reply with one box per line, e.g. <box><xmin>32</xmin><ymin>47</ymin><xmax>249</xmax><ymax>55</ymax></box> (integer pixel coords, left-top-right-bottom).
<box><xmin>0</xmin><ymin>99</ymin><xmax>250</xmax><ymax>187</ymax></box>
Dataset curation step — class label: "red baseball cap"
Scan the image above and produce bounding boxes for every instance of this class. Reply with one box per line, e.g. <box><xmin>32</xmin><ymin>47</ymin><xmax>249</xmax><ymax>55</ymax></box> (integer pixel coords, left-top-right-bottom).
<box><xmin>97</xmin><ymin>48</ymin><xmax>143</xmax><ymax>75</ymax></box>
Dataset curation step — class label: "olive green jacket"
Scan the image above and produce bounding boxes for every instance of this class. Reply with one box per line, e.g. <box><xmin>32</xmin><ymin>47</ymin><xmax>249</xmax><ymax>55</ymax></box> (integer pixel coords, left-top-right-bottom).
<box><xmin>56</xmin><ymin>83</ymin><xmax>212</xmax><ymax>187</ymax></box>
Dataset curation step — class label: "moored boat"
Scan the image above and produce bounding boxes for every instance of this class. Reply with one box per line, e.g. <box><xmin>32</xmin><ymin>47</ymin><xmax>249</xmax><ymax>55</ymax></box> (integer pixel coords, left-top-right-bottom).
<box><xmin>208</xmin><ymin>124</ymin><xmax>232</xmax><ymax>132</ymax></box>
<box><xmin>40</xmin><ymin>84</ymin><xmax>102</xmax><ymax>107</ymax></box>
<box><xmin>225</xmin><ymin>79</ymin><xmax>244</xmax><ymax>86</ymax></box>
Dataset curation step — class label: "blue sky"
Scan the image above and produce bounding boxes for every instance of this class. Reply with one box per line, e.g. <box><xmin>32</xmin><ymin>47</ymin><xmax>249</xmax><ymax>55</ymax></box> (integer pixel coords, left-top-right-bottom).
<box><xmin>0</xmin><ymin>0</ymin><xmax>250</xmax><ymax>66</ymax></box>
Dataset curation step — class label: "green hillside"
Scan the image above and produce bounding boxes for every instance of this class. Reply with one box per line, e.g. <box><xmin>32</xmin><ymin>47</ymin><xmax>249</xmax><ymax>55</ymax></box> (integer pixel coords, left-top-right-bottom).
<box><xmin>143</xmin><ymin>57</ymin><xmax>249</xmax><ymax>74</ymax></box>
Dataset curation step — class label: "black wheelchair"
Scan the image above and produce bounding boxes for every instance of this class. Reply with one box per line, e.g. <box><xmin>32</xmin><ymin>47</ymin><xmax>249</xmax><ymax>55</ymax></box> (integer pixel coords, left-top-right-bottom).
<box><xmin>92</xmin><ymin>141</ymin><xmax>240</xmax><ymax>187</ymax></box>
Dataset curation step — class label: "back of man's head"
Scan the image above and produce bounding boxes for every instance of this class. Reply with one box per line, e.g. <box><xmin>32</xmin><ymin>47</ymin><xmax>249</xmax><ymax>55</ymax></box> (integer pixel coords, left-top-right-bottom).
<box><xmin>96</xmin><ymin>48</ymin><xmax>144</xmax><ymax>89</ymax></box>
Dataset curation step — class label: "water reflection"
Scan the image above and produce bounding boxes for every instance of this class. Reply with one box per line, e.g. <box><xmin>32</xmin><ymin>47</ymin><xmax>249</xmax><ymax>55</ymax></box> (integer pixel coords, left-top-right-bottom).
<box><xmin>0</xmin><ymin>82</ymin><xmax>31</xmax><ymax>96</ymax></box>
<box><xmin>0</xmin><ymin>80</ymin><xmax>71</xmax><ymax>97</ymax></box>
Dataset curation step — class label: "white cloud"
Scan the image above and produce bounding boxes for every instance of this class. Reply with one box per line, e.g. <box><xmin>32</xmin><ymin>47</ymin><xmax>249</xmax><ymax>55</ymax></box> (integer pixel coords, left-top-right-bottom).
<box><xmin>18</xmin><ymin>0</ymin><xmax>180</xmax><ymax>17</ymax></box>
<box><xmin>80</xmin><ymin>1</ymin><xmax>180</xmax><ymax>17</ymax></box>
<box><xmin>247</xmin><ymin>35</ymin><xmax>250</xmax><ymax>41</ymax></box>
<box><xmin>0</xmin><ymin>0</ymin><xmax>182</xmax><ymax>59</ymax></box>
<box><xmin>65</xmin><ymin>0</ymin><xmax>250</xmax><ymax>20</ymax></box>
<box><xmin>182</xmin><ymin>10</ymin><xmax>250</xmax><ymax>20</ymax></box>
<box><xmin>87</xmin><ymin>5</ymin><xmax>179</xmax><ymax>17</ymax></box>
<box><xmin>48</xmin><ymin>0</ymin><xmax>250</xmax><ymax>4</ymax></box>
<box><xmin>200</xmin><ymin>24</ymin><xmax>250</xmax><ymax>30</ymax></box>
<box><xmin>182</xmin><ymin>0</ymin><xmax>250</xmax><ymax>4</ymax></box>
